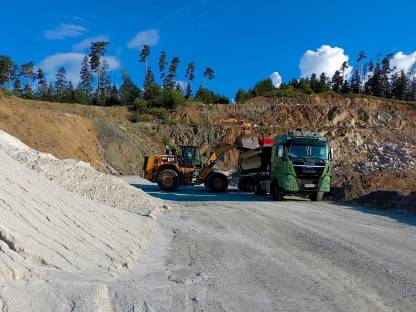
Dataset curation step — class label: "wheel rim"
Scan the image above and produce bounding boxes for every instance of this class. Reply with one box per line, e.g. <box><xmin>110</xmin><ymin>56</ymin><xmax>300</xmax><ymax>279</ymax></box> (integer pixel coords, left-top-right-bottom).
<box><xmin>213</xmin><ymin>178</ymin><xmax>224</xmax><ymax>190</ymax></box>
<box><xmin>163</xmin><ymin>175</ymin><xmax>173</xmax><ymax>187</ymax></box>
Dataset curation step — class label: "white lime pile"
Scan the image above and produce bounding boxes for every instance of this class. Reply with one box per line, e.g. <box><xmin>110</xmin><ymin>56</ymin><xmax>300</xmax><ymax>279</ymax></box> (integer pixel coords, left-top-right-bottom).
<box><xmin>0</xmin><ymin>130</ymin><xmax>163</xmax><ymax>217</ymax></box>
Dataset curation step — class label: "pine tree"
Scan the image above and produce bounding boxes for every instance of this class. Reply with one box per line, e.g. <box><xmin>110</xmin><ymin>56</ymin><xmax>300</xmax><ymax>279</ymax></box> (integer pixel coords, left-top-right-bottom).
<box><xmin>36</xmin><ymin>68</ymin><xmax>48</xmax><ymax>100</ymax></box>
<box><xmin>318</xmin><ymin>73</ymin><xmax>329</xmax><ymax>91</ymax></box>
<box><xmin>144</xmin><ymin>68</ymin><xmax>157</xmax><ymax>100</ymax></box>
<box><xmin>159</xmin><ymin>51</ymin><xmax>167</xmax><ymax>82</ymax></box>
<box><xmin>164</xmin><ymin>57</ymin><xmax>180</xmax><ymax>89</ymax></box>
<box><xmin>139</xmin><ymin>45</ymin><xmax>151</xmax><ymax>70</ymax></box>
<box><xmin>350</xmin><ymin>69</ymin><xmax>361</xmax><ymax>94</ymax></box>
<box><xmin>203</xmin><ymin>67</ymin><xmax>215</xmax><ymax>87</ymax></box>
<box><xmin>119</xmin><ymin>70</ymin><xmax>141</xmax><ymax>105</ymax></box>
<box><xmin>79</xmin><ymin>55</ymin><xmax>93</xmax><ymax>103</ymax></box>
<box><xmin>22</xmin><ymin>83</ymin><xmax>33</xmax><ymax>99</ymax></box>
<box><xmin>0</xmin><ymin>56</ymin><xmax>15</xmax><ymax>91</ymax></box>
<box><xmin>356</xmin><ymin>51</ymin><xmax>366</xmax><ymax>87</ymax></box>
<box><xmin>408</xmin><ymin>77</ymin><xmax>416</xmax><ymax>101</ymax></box>
<box><xmin>391</xmin><ymin>70</ymin><xmax>407</xmax><ymax>101</ymax></box>
<box><xmin>21</xmin><ymin>62</ymin><xmax>35</xmax><ymax>86</ymax></box>
<box><xmin>13</xmin><ymin>77</ymin><xmax>22</xmax><ymax>96</ymax></box>
<box><xmin>108</xmin><ymin>84</ymin><xmax>120</xmax><ymax>105</ymax></box>
<box><xmin>381</xmin><ymin>56</ymin><xmax>392</xmax><ymax>98</ymax></box>
<box><xmin>331</xmin><ymin>70</ymin><xmax>344</xmax><ymax>93</ymax></box>
<box><xmin>54</xmin><ymin>67</ymin><xmax>68</xmax><ymax>102</ymax></box>
<box><xmin>89</xmin><ymin>41</ymin><xmax>110</xmax><ymax>97</ymax></box>
<box><xmin>309</xmin><ymin>73</ymin><xmax>319</xmax><ymax>93</ymax></box>
<box><xmin>97</xmin><ymin>60</ymin><xmax>111</xmax><ymax>105</ymax></box>
<box><xmin>369</xmin><ymin>63</ymin><xmax>383</xmax><ymax>97</ymax></box>
<box><xmin>185</xmin><ymin>62</ymin><xmax>195</xmax><ymax>98</ymax></box>
<box><xmin>64</xmin><ymin>81</ymin><xmax>76</xmax><ymax>103</ymax></box>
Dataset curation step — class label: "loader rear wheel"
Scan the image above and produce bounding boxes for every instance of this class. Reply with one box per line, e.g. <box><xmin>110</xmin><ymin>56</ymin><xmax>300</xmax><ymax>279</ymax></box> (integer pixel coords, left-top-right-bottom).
<box><xmin>157</xmin><ymin>169</ymin><xmax>179</xmax><ymax>191</ymax></box>
<box><xmin>207</xmin><ymin>173</ymin><xmax>228</xmax><ymax>193</ymax></box>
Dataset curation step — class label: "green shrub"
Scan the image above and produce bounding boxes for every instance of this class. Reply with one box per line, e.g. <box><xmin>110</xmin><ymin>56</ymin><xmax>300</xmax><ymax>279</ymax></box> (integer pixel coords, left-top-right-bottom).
<box><xmin>149</xmin><ymin>89</ymin><xmax>185</xmax><ymax>109</ymax></box>
<box><xmin>131</xmin><ymin>111</ymin><xmax>140</xmax><ymax>123</ymax></box>
<box><xmin>147</xmin><ymin>108</ymin><xmax>171</xmax><ymax>124</ymax></box>
<box><xmin>134</xmin><ymin>99</ymin><xmax>148</xmax><ymax>113</ymax></box>
<box><xmin>195</xmin><ymin>87</ymin><xmax>230</xmax><ymax>104</ymax></box>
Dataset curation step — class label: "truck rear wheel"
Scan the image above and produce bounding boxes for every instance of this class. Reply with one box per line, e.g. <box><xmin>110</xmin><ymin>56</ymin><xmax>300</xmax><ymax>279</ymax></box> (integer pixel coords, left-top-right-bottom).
<box><xmin>207</xmin><ymin>172</ymin><xmax>228</xmax><ymax>193</ymax></box>
<box><xmin>309</xmin><ymin>192</ymin><xmax>323</xmax><ymax>201</ymax></box>
<box><xmin>271</xmin><ymin>181</ymin><xmax>284</xmax><ymax>201</ymax></box>
<box><xmin>254</xmin><ymin>180</ymin><xmax>267</xmax><ymax>196</ymax></box>
<box><xmin>157</xmin><ymin>169</ymin><xmax>179</xmax><ymax>191</ymax></box>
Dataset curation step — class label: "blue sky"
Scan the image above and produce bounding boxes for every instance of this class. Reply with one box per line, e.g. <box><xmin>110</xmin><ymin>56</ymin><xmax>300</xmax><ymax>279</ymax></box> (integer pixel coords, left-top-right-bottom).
<box><xmin>2</xmin><ymin>0</ymin><xmax>416</xmax><ymax>98</ymax></box>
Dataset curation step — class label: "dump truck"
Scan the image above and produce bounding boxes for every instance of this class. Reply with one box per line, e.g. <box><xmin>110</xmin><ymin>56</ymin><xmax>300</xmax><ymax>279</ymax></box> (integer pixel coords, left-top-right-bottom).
<box><xmin>238</xmin><ymin>131</ymin><xmax>333</xmax><ymax>201</ymax></box>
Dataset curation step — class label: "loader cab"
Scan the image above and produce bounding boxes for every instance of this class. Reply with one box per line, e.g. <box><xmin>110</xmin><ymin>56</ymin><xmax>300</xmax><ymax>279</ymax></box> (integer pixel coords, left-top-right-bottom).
<box><xmin>178</xmin><ymin>145</ymin><xmax>202</xmax><ymax>168</ymax></box>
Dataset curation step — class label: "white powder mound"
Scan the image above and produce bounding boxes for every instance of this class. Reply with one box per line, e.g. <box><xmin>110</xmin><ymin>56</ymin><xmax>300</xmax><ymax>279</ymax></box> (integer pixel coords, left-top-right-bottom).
<box><xmin>0</xmin><ymin>130</ymin><xmax>163</xmax><ymax>217</ymax></box>
<box><xmin>0</xmin><ymin>144</ymin><xmax>156</xmax><ymax>283</ymax></box>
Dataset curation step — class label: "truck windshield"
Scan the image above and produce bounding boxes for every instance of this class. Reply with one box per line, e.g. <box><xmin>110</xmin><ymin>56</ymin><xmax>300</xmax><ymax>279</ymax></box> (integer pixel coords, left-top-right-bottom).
<box><xmin>288</xmin><ymin>143</ymin><xmax>329</xmax><ymax>160</ymax></box>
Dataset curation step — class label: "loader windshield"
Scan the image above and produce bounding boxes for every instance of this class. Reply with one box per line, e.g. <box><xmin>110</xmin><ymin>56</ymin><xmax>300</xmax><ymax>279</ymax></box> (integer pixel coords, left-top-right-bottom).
<box><xmin>288</xmin><ymin>141</ymin><xmax>329</xmax><ymax>160</ymax></box>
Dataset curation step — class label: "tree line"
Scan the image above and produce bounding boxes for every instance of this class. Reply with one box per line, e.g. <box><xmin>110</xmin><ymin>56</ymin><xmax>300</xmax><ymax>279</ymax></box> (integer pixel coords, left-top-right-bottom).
<box><xmin>0</xmin><ymin>41</ymin><xmax>229</xmax><ymax>107</ymax></box>
<box><xmin>236</xmin><ymin>51</ymin><xmax>416</xmax><ymax>103</ymax></box>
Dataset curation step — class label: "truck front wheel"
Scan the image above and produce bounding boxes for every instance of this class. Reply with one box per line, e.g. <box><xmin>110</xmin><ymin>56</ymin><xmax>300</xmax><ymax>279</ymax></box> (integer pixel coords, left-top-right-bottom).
<box><xmin>271</xmin><ymin>181</ymin><xmax>284</xmax><ymax>201</ymax></box>
<box><xmin>309</xmin><ymin>192</ymin><xmax>323</xmax><ymax>201</ymax></box>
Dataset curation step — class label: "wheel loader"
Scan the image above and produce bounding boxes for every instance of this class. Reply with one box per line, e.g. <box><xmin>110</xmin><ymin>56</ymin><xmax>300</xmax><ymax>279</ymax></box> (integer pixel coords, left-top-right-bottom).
<box><xmin>142</xmin><ymin>123</ymin><xmax>259</xmax><ymax>192</ymax></box>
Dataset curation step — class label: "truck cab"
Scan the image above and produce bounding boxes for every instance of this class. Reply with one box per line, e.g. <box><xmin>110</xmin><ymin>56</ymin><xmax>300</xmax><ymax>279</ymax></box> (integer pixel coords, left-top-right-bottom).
<box><xmin>270</xmin><ymin>131</ymin><xmax>332</xmax><ymax>201</ymax></box>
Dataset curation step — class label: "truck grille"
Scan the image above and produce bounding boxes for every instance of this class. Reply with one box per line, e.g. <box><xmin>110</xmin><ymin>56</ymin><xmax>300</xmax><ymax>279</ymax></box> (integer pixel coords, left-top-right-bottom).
<box><xmin>293</xmin><ymin>165</ymin><xmax>325</xmax><ymax>178</ymax></box>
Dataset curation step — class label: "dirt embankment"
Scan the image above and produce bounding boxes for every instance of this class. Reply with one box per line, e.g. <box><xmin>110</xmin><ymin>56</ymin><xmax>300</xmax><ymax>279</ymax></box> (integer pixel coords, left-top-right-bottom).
<box><xmin>0</xmin><ymin>94</ymin><xmax>415</xmax><ymax>208</ymax></box>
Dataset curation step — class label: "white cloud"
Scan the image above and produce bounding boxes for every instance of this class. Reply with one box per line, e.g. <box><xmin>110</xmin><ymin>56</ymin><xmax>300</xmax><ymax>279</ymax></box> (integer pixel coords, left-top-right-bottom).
<box><xmin>270</xmin><ymin>72</ymin><xmax>282</xmax><ymax>88</ymax></box>
<box><xmin>299</xmin><ymin>45</ymin><xmax>352</xmax><ymax>78</ymax></box>
<box><xmin>44</xmin><ymin>24</ymin><xmax>86</xmax><ymax>40</ymax></box>
<box><xmin>127</xmin><ymin>29</ymin><xmax>159</xmax><ymax>48</ymax></box>
<box><xmin>72</xmin><ymin>35</ymin><xmax>110</xmax><ymax>52</ymax></box>
<box><xmin>40</xmin><ymin>53</ymin><xmax>120</xmax><ymax>84</ymax></box>
<box><xmin>390</xmin><ymin>51</ymin><xmax>416</xmax><ymax>75</ymax></box>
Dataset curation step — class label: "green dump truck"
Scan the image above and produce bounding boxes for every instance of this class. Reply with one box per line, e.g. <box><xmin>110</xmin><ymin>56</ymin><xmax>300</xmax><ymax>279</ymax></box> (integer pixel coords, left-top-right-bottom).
<box><xmin>238</xmin><ymin>131</ymin><xmax>333</xmax><ymax>201</ymax></box>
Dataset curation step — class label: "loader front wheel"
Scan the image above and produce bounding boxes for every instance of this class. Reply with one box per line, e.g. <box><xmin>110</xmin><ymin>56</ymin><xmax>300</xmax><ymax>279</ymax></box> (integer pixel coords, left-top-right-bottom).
<box><xmin>207</xmin><ymin>173</ymin><xmax>228</xmax><ymax>193</ymax></box>
<box><xmin>157</xmin><ymin>169</ymin><xmax>179</xmax><ymax>191</ymax></box>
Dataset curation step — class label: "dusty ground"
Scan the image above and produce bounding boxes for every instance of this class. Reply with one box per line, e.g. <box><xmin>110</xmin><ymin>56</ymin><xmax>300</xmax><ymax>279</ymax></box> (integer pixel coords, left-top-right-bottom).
<box><xmin>100</xmin><ymin>179</ymin><xmax>416</xmax><ymax>312</ymax></box>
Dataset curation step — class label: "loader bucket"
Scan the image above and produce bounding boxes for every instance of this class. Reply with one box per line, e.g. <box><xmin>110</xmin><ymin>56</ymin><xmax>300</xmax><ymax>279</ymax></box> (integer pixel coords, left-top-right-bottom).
<box><xmin>236</xmin><ymin>134</ymin><xmax>260</xmax><ymax>150</ymax></box>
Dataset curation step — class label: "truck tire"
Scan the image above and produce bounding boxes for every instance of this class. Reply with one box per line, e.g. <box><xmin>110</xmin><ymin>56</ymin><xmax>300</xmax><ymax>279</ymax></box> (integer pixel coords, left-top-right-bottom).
<box><xmin>157</xmin><ymin>169</ymin><xmax>179</xmax><ymax>191</ymax></box>
<box><xmin>271</xmin><ymin>181</ymin><xmax>284</xmax><ymax>201</ymax></box>
<box><xmin>207</xmin><ymin>172</ymin><xmax>228</xmax><ymax>193</ymax></box>
<box><xmin>254</xmin><ymin>180</ymin><xmax>267</xmax><ymax>196</ymax></box>
<box><xmin>309</xmin><ymin>192</ymin><xmax>324</xmax><ymax>201</ymax></box>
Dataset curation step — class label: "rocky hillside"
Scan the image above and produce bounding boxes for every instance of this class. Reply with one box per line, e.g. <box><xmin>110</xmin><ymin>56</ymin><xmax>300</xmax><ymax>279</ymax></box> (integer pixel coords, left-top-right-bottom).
<box><xmin>0</xmin><ymin>94</ymin><xmax>415</xmax><ymax>209</ymax></box>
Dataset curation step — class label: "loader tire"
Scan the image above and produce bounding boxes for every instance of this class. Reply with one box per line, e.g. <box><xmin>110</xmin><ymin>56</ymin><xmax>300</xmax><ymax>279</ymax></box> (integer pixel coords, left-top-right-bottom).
<box><xmin>207</xmin><ymin>173</ymin><xmax>228</xmax><ymax>193</ymax></box>
<box><xmin>157</xmin><ymin>169</ymin><xmax>179</xmax><ymax>191</ymax></box>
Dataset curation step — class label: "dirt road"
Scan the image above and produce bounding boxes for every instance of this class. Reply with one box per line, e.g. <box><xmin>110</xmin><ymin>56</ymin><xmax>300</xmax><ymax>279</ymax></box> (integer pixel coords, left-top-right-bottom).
<box><xmin>109</xmin><ymin>180</ymin><xmax>416</xmax><ymax>312</ymax></box>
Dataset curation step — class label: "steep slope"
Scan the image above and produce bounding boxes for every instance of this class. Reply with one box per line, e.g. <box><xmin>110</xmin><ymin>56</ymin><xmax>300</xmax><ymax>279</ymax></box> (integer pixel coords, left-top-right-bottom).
<box><xmin>0</xmin><ymin>94</ymin><xmax>414</xmax><ymax>207</ymax></box>
<box><xmin>0</xmin><ymin>130</ymin><xmax>161</xmax><ymax>311</ymax></box>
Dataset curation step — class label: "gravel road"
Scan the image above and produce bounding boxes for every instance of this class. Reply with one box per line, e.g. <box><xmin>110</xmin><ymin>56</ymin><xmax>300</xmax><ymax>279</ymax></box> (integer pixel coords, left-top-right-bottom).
<box><xmin>109</xmin><ymin>180</ymin><xmax>416</xmax><ymax>312</ymax></box>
